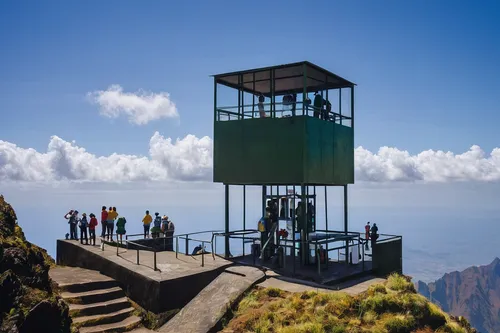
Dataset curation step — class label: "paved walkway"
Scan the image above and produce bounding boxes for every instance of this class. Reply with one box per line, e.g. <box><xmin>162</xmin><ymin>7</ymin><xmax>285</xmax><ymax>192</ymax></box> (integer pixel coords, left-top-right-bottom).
<box><xmin>159</xmin><ymin>266</ymin><xmax>265</xmax><ymax>333</ymax></box>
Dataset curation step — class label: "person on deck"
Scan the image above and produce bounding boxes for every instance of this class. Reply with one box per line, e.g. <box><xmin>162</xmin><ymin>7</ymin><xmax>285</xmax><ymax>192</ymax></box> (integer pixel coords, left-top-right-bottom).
<box><xmin>88</xmin><ymin>213</ymin><xmax>98</xmax><ymax>246</ymax></box>
<box><xmin>142</xmin><ymin>210</ymin><xmax>152</xmax><ymax>239</ymax></box>
<box><xmin>165</xmin><ymin>217</ymin><xmax>175</xmax><ymax>251</ymax></box>
<box><xmin>68</xmin><ymin>210</ymin><xmax>79</xmax><ymax>240</ymax></box>
<box><xmin>79</xmin><ymin>213</ymin><xmax>89</xmax><ymax>245</ymax></box>
<box><xmin>107</xmin><ymin>207</ymin><xmax>118</xmax><ymax>241</ymax></box>
<box><xmin>116</xmin><ymin>217</ymin><xmax>127</xmax><ymax>244</ymax></box>
<box><xmin>101</xmin><ymin>206</ymin><xmax>108</xmax><ymax>239</ymax></box>
<box><xmin>370</xmin><ymin>223</ymin><xmax>379</xmax><ymax>249</ymax></box>
<box><xmin>64</xmin><ymin>210</ymin><xmax>75</xmax><ymax>239</ymax></box>
<box><xmin>151</xmin><ymin>212</ymin><xmax>162</xmax><ymax>239</ymax></box>
<box><xmin>365</xmin><ymin>222</ymin><xmax>371</xmax><ymax>250</ymax></box>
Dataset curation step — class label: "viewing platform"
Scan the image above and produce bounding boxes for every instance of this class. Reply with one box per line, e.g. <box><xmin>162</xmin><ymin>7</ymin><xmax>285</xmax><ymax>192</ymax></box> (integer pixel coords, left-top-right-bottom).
<box><xmin>57</xmin><ymin>238</ymin><xmax>233</xmax><ymax>313</ymax></box>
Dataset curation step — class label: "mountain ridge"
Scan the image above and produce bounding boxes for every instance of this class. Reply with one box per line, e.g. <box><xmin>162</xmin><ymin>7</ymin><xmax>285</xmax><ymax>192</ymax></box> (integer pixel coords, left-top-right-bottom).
<box><xmin>417</xmin><ymin>257</ymin><xmax>500</xmax><ymax>333</ymax></box>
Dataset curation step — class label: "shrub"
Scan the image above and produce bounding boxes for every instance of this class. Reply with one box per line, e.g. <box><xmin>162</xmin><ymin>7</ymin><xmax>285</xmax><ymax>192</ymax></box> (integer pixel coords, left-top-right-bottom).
<box><xmin>386</xmin><ymin>274</ymin><xmax>416</xmax><ymax>293</ymax></box>
<box><xmin>384</xmin><ymin>315</ymin><xmax>416</xmax><ymax>333</ymax></box>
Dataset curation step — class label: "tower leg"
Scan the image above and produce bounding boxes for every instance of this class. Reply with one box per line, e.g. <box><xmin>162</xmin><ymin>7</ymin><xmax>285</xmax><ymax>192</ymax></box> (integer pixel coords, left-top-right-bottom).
<box><xmin>225</xmin><ymin>184</ymin><xmax>230</xmax><ymax>258</ymax></box>
<box><xmin>344</xmin><ymin>185</ymin><xmax>349</xmax><ymax>265</ymax></box>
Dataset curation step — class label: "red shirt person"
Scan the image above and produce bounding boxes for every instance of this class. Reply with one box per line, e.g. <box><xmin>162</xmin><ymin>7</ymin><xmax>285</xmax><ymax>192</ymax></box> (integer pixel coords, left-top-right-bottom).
<box><xmin>101</xmin><ymin>206</ymin><xmax>108</xmax><ymax>238</ymax></box>
<box><xmin>88</xmin><ymin>213</ymin><xmax>98</xmax><ymax>246</ymax></box>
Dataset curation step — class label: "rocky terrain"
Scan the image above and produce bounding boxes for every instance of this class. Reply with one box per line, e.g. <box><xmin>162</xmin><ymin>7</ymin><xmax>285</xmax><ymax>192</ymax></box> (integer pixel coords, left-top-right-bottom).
<box><xmin>224</xmin><ymin>274</ymin><xmax>476</xmax><ymax>333</ymax></box>
<box><xmin>417</xmin><ymin>258</ymin><xmax>500</xmax><ymax>333</ymax></box>
<box><xmin>0</xmin><ymin>195</ymin><xmax>72</xmax><ymax>333</ymax></box>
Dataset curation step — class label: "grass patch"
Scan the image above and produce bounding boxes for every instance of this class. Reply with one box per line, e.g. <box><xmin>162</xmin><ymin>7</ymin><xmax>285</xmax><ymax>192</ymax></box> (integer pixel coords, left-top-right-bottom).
<box><xmin>223</xmin><ymin>274</ymin><xmax>476</xmax><ymax>333</ymax></box>
<box><xmin>386</xmin><ymin>273</ymin><xmax>416</xmax><ymax>293</ymax></box>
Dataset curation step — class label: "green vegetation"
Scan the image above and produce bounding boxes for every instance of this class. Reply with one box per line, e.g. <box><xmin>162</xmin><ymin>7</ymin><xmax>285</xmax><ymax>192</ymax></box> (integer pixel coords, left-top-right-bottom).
<box><xmin>0</xmin><ymin>195</ymin><xmax>72</xmax><ymax>333</ymax></box>
<box><xmin>130</xmin><ymin>299</ymin><xmax>178</xmax><ymax>330</ymax></box>
<box><xmin>223</xmin><ymin>274</ymin><xmax>476</xmax><ymax>333</ymax></box>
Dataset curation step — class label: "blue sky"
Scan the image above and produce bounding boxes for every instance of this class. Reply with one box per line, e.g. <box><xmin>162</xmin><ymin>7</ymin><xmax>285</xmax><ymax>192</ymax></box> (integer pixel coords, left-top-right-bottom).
<box><xmin>1</xmin><ymin>1</ymin><xmax>500</xmax><ymax>282</ymax></box>
<box><xmin>1</xmin><ymin>0</ymin><xmax>499</xmax><ymax>157</ymax></box>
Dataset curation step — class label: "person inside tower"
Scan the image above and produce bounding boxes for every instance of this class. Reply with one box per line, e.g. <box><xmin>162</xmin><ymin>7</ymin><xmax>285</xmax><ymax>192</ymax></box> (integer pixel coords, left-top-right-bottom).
<box><xmin>313</xmin><ymin>92</ymin><xmax>323</xmax><ymax>118</ymax></box>
<box><xmin>322</xmin><ymin>99</ymin><xmax>332</xmax><ymax>120</ymax></box>
<box><xmin>258</xmin><ymin>94</ymin><xmax>266</xmax><ymax>118</ymax></box>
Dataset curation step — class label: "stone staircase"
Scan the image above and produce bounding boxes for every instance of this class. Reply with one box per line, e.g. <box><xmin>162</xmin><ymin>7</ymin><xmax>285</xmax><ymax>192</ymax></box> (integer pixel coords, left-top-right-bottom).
<box><xmin>50</xmin><ymin>267</ymin><xmax>142</xmax><ymax>333</ymax></box>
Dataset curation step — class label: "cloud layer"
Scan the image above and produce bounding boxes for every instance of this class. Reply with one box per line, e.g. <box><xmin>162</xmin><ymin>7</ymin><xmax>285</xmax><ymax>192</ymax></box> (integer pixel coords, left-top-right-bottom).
<box><xmin>0</xmin><ymin>134</ymin><xmax>499</xmax><ymax>183</ymax></box>
<box><xmin>87</xmin><ymin>85</ymin><xmax>179</xmax><ymax>125</ymax></box>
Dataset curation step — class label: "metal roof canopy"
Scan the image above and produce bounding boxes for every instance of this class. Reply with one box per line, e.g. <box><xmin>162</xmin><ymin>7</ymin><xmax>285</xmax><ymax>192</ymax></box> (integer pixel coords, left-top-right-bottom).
<box><xmin>213</xmin><ymin>61</ymin><xmax>356</xmax><ymax>96</ymax></box>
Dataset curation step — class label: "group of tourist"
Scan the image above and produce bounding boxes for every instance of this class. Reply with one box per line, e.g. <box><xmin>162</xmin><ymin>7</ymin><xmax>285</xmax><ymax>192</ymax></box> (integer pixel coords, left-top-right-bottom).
<box><xmin>141</xmin><ymin>210</ymin><xmax>175</xmax><ymax>239</ymax></box>
<box><xmin>64</xmin><ymin>206</ymin><xmax>127</xmax><ymax>245</ymax></box>
<box><xmin>64</xmin><ymin>208</ymin><xmax>176</xmax><ymax>246</ymax></box>
<box><xmin>364</xmin><ymin>222</ymin><xmax>380</xmax><ymax>250</ymax></box>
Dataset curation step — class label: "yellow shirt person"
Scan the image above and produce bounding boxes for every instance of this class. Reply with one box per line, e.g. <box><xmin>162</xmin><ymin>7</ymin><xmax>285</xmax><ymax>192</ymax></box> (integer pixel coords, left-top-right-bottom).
<box><xmin>142</xmin><ymin>210</ymin><xmax>152</xmax><ymax>238</ymax></box>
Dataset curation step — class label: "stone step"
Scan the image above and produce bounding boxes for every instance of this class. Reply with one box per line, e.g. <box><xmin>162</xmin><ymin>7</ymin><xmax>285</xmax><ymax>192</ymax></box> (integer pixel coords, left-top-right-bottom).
<box><xmin>62</xmin><ymin>287</ymin><xmax>125</xmax><ymax>305</ymax></box>
<box><xmin>79</xmin><ymin>315</ymin><xmax>142</xmax><ymax>333</ymax></box>
<box><xmin>59</xmin><ymin>279</ymin><xmax>119</xmax><ymax>293</ymax></box>
<box><xmin>70</xmin><ymin>297</ymin><xmax>131</xmax><ymax>317</ymax></box>
<box><xmin>50</xmin><ymin>266</ymin><xmax>119</xmax><ymax>293</ymax></box>
<box><xmin>73</xmin><ymin>307</ymin><xmax>135</xmax><ymax>328</ymax></box>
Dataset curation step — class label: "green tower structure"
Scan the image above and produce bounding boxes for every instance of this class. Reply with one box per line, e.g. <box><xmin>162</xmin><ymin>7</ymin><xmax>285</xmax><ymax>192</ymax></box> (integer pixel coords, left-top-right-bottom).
<box><xmin>213</xmin><ymin>61</ymin><xmax>356</xmax><ymax>272</ymax></box>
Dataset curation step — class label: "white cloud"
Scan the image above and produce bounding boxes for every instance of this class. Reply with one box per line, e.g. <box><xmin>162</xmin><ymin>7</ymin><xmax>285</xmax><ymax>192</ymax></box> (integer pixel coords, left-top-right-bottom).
<box><xmin>1</xmin><ymin>134</ymin><xmax>500</xmax><ymax>183</ymax></box>
<box><xmin>87</xmin><ymin>84</ymin><xmax>179</xmax><ymax>125</ymax></box>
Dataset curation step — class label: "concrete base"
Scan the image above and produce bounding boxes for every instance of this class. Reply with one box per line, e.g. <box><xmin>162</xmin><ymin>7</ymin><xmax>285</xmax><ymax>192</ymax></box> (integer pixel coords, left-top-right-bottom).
<box><xmin>56</xmin><ymin>240</ymin><xmax>233</xmax><ymax>313</ymax></box>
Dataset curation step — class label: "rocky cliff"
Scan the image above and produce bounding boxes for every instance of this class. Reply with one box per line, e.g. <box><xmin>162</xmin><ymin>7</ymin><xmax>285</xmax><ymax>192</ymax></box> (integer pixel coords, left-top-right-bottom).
<box><xmin>417</xmin><ymin>258</ymin><xmax>500</xmax><ymax>333</ymax></box>
<box><xmin>0</xmin><ymin>195</ymin><xmax>72</xmax><ymax>333</ymax></box>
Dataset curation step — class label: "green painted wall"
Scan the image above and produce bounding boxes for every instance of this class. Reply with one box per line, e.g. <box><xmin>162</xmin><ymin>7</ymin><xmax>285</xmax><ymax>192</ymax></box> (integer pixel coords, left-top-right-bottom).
<box><xmin>213</xmin><ymin>116</ymin><xmax>354</xmax><ymax>185</ymax></box>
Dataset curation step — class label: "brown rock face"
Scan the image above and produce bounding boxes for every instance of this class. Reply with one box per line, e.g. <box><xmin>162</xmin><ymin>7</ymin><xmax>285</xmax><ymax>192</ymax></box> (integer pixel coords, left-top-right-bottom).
<box><xmin>0</xmin><ymin>195</ymin><xmax>71</xmax><ymax>333</ymax></box>
<box><xmin>417</xmin><ymin>258</ymin><xmax>500</xmax><ymax>333</ymax></box>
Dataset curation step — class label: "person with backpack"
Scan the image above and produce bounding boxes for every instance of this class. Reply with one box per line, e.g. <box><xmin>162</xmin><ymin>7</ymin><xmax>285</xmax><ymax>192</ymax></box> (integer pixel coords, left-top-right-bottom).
<box><xmin>67</xmin><ymin>210</ymin><xmax>79</xmax><ymax>240</ymax></box>
<box><xmin>79</xmin><ymin>213</ymin><xmax>89</xmax><ymax>245</ymax></box>
<box><xmin>165</xmin><ymin>217</ymin><xmax>175</xmax><ymax>251</ymax></box>
<box><xmin>151</xmin><ymin>212</ymin><xmax>161</xmax><ymax>239</ymax></box>
<box><xmin>370</xmin><ymin>223</ymin><xmax>379</xmax><ymax>249</ymax></box>
<box><xmin>88</xmin><ymin>213</ymin><xmax>98</xmax><ymax>246</ymax></box>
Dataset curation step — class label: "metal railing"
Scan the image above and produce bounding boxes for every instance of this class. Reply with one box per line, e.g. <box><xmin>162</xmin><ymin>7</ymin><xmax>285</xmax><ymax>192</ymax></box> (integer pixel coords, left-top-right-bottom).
<box><xmin>99</xmin><ymin>230</ymin><xmax>223</xmax><ymax>271</ymax></box>
<box><xmin>216</xmin><ymin>101</ymin><xmax>352</xmax><ymax>124</ymax></box>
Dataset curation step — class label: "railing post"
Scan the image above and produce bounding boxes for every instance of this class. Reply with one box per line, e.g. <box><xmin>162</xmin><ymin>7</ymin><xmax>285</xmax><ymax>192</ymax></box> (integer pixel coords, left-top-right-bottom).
<box><xmin>116</xmin><ymin>241</ymin><xmax>119</xmax><ymax>256</ymax></box>
<box><xmin>176</xmin><ymin>236</ymin><xmax>178</xmax><ymax>259</ymax></box>
<box><xmin>252</xmin><ymin>239</ymin><xmax>256</xmax><ymax>266</ymax></box>
<box><xmin>201</xmin><ymin>241</ymin><xmax>205</xmax><ymax>267</ymax></box>
<box><xmin>185</xmin><ymin>235</ymin><xmax>189</xmax><ymax>255</ymax></box>
<box><xmin>154</xmin><ymin>249</ymin><xmax>157</xmax><ymax>271</ymax></box>
<box><xmin>136</xmin><ymin>249</ymin><xmax>139</xmax><ymax>265</ymax></box>
<box><xmin>316</xmin><ymin>242</ymin><xmax>320</xmax><ymax>277</ymax></box>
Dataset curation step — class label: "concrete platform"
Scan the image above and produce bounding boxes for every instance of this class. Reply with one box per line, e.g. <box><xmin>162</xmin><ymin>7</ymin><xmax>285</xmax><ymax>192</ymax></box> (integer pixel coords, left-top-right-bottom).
<box><xmin>230</xmin><ymin>253</ymin><xmax>373</xmax><ymax>285</ymax></box>
<box><xmin>57</xmin><ymin>240</ymin><xmax>234</xmax><ymax>313</ymax></box>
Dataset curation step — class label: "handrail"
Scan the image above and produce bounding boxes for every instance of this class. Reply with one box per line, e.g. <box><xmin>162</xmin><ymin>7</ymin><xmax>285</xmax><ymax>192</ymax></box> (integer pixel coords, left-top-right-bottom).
<box><xmin>126</xmin><ymin>240</ymin><xmax>158</xmax><ymax>271</ymax></box>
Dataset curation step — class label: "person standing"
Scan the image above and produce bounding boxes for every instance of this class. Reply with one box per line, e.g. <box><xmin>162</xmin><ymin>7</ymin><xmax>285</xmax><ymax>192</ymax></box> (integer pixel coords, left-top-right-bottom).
<box><xmin>107</xmin><ymin>207</ymin><xmax>118</xmax><ymax>241</ymax></box>
<box><xmin>88</xmin><ymin>213</ymin><xmax>98</xmax><ymax>246</ymax></box>
<box><xmin>151</xmin><ymin>212</ymin><xmax>161</xmax><ymax>239</ymax></box>
<box><xmin>142</xmin><ymin>210</ymin><xmax>152</xmax><ymax>239</ymax></box>
<box><xmin>80</xmin><ymin>213</ymin><xmax>89</xmax><ymax>245</ymax></box>
<box><xmin>370</xmin><ymin>223</ymin><xmax>379</xmax><ymax>249</ymax></box>
<box><xmin>69</xmin><ymin>210</ymin><xmax>79</xmax><ymax>240</ymax></box>
<box><xmin>165</xmin><ymin>217</ymin><xmax>175</xmax><ymax>251</ymax></box>
<box><xmin>116</xmin><ymin>217</ymin><xmax>127</xmax><ymax>244</ymax></box>
<box><xmin>365</xmin><ymin>222</ymin><xmax>371</xmax><ymax>250</ymax></box>
<box><xmin>101</xmin><ymin>206</ymin><xmax>108</xmax><ymax>239</ymax></box>
<box><xmin>64</xmin><ymin>210</ymin><xmax>74</xmax><ymax>239</ymax></box>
